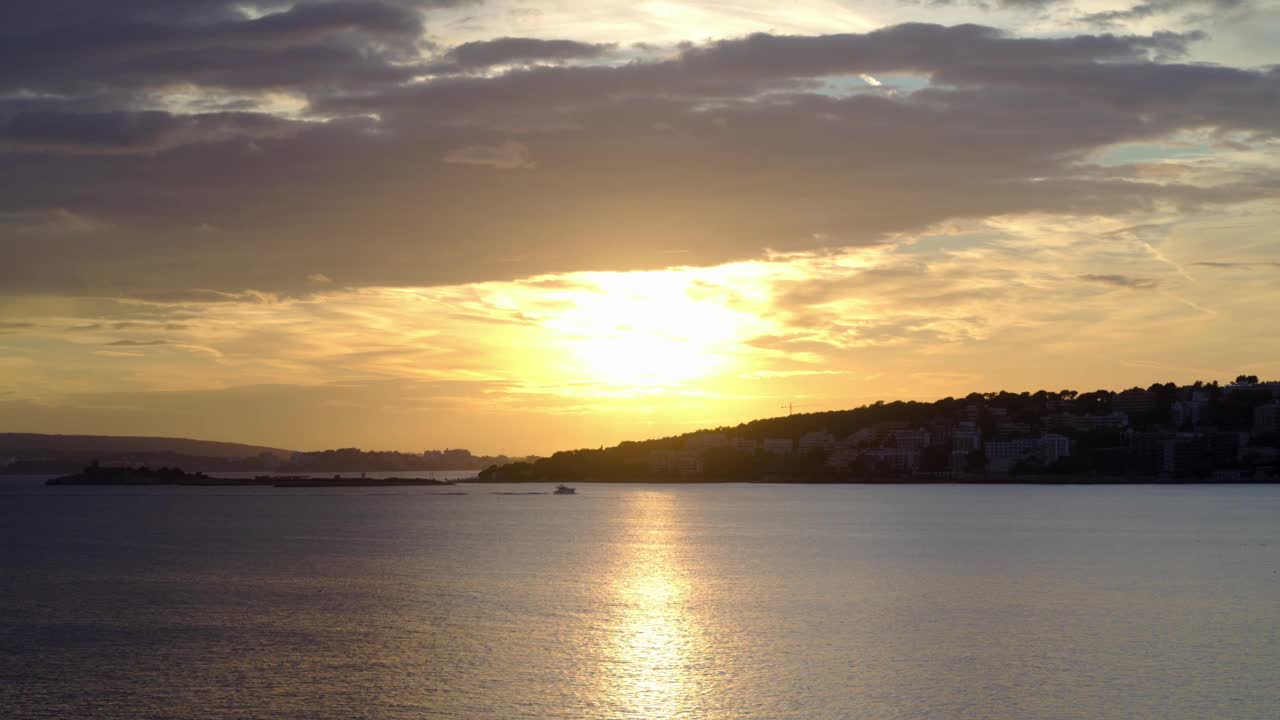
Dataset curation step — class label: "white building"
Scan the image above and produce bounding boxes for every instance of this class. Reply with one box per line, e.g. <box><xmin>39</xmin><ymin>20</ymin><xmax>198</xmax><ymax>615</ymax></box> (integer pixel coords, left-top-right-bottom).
<box><xmin>985</xmin><ymin>434</ymin><xmax>1070</xmax><ymax>473</ymax></box>
<box><xmin>731</xmin><ymin>437</ymin><xmax>759</xmax><ymax>453</ymax></box>
<box><xmin>1172</xmin><ymin>398</ymin><xmax>1208</xmax><ymax>430</ymax></box>
<box><xmin>952</xmin><ymin>429</ymin><xmax>982</xmax><ymax>453</ymax></box>
<box><xmin>798</xmin><ymin>431</ymin><xmax>836</xmax><ymax>453</ymax></box>
<box><xmin>984</xmin><ymin>438</ymin><xmax>1042</xmax><ymax>473</ymax></box>
<box><xmin>1040</xmin><ymin>433</ymin><xmax>1070</xmax><ymax>465</ymax></box>
<box><xmin>847</xmin><ymin>428</ymin><xmax>875</xmax><ymax>447</ymax></box>
<box><xmin>892</xmin><ymin>430</ymin><xmax>931</xmax><ymax>451</ymax></box>
<box><xmin>1255</xmin><ymin>403</ymin><xmax>1280</xmax><ymax>437</ymax></box>
<box><xmin>864</xmin><ymin>447</ymin><xmax>920</xmax><ymax>473</ymax></box>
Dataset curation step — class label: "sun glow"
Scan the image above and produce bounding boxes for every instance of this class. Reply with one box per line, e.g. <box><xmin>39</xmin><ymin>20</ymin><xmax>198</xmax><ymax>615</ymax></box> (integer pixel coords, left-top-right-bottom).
<box><xmin>542</xmin><ymin>271</ymin><xmax>761</xmax><ymax>389</ymax></box>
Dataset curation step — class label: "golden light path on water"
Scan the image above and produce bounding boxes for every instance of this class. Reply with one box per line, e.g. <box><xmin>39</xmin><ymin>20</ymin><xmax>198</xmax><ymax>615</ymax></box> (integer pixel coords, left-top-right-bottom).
<box><xmin>599</xmin><ymin>491</ymin><xmax>715</xmax><ymax>719</ymax></box>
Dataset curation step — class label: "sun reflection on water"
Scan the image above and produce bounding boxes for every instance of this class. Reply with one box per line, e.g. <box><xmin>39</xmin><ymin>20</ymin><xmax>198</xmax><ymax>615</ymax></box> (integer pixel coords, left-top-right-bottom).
<box><xmin>601</xmin><ymin>491</ymin><xmax>709</xmax><ymax>719</ymax></box>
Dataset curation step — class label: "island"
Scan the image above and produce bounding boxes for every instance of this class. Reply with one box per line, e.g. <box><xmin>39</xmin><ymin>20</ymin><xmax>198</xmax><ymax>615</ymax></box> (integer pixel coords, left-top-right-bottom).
<box><xmin>46</xmin><ymin>463</ymin><xmax>456</xmax><ymax>487</ymax></box>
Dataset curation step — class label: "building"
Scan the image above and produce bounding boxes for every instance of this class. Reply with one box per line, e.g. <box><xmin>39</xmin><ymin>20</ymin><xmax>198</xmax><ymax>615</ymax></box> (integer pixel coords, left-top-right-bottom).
<box><xmin>863</xmin><ymin>447</ymin><xmax>920</xmax><ymax>473</ymax></box>
<box><xmin>984</xmin><ymin>438</ymin><xmax>1042</xmax><ymax>473</ymax></box>
<box><xmin>1163</xmin><ymin>434</ymin><xmax>1209</xmax><ymax>478</ymax></box>
<box><xmin>647</xmin><ymin>450</ymin><xmax>676</xmax><ymax>474</ymax></box>
<box><xmin>825</xmin><ymin>447</ymin><xmax>856</xmax><ymax>470</ymax></box>
<box><xmin>1255</xmin><ymin>403</ymin><xmax>1280</xmax><ymax>437</ymax></box>
<box><xmin>927</xmin><ymin>418</ymin><xmax>954</xmax><ymax>447</ymax></box>
<box><xmin>952</xmin><ymin>424</ymin><xmax>982</xmax><ymax>453</ymax></box>
<box><xmin>1172</xmin><ymin>391</ymin><xmax>1211</xmax><ymax>430</ymax></box>
<box><xmin>731</xmin><ymin>437</ymin><xmax>759</xmax><ymax>454</ymax></box>
<box><xmin>762</xmin><ymin>438</ymin><xmax>793</xmax><ymax>456</ymax></box>
<box><xmin>1171</xmin><ymin>400</ymin><xmax>1203</xmax><ymax>430</ymax></box>
<box><xmin>985</xmin><ymin>434</ymin><xmax>1070</xmax><ymax>473</ymax></box>
<box><xmin>1040</xmin><ymin>433</ymin><xmax>1070</xmax><ymax>465</ymax></box>
<box><xmin>847</xmin><ymin>428</ymin><xmax>875</xmax><ymax>447</ymax></box>
<box><xmin>649</xmin><ymin>449</ymin><xmax>703</xmax><ymax>476</ymax></box>
<box><xmin>1207</xmin><ymin>432</ymin><xmax>1244</xmax><ymax>467</ymax></box>
<box><xmin>891</xmin><ymin>429</ymin><xmax>931</xmax><ymax>451</ymax></box>
<box><xmin>798</xmin><ymin>432</ymin><xmax>836</xmax><ymax>454</ymax></box>
<box><xmin>995</xmin><ymin>421</ymin><xmax>1033</xmax><ymax>439</ymax></box>
<box><xmin>1128</xmin><ymin>431</ymin><xmax>1170</xmax><ymax>476</ymax></box>
<box><xmin>675</xmin><ymin>450</ymin><xmax>704</xmax><ymax>477</ymax></box>
<box><xmin>1049</xmin><ymin>412</ymin><xmax>1129</xmax><ymax>433</ymax></box>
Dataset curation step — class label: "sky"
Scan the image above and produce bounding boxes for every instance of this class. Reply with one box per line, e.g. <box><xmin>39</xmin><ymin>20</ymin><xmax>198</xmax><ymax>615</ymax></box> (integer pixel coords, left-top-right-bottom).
<box><xmin>1</xmin><ymin>0</ymin><xmax>1278</xmax><ymax>454</ymax></box>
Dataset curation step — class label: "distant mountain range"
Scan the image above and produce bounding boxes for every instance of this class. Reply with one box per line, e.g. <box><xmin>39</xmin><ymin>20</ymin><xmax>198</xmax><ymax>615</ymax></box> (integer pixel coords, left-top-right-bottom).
<box><xmin>0</xmin><ymin>433</ymin><xmax>295</xmax><ymax>459</ymax></box>
<box><xmin>0</xmin><ymin>433</ymin><xmax>528</xmax><ymax>475</ymax></box>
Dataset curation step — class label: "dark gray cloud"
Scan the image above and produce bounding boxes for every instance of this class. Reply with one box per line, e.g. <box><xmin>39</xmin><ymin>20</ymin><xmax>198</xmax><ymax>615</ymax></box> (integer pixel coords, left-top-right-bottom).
<box><xmin>0</xmin><ymin>1</ymin><xmax>444</xmax><ymax>97</ymax></box>
<box><xmin>444</xmin><ymin>37</ymin><xmax>615</xmax><ymax>68</ymax></box>
<box><xmin>1079</xmin><ymin>273</ymin><xmax>1161</xmax><ymax>288</ymax></box>
<box><xmin>1</xmin><ymin>21</ymin><xmax>1277</xmax><ymax>296</ymax></box>
<box><xmin>3</xmin><ymin>110</ymin><xmax>301</xmax><ymax>154</ymax></box>
<box><xmin>676</xmin><ymin>23</ymin><xmax>1193</xmax><ymax>75</ymax></box>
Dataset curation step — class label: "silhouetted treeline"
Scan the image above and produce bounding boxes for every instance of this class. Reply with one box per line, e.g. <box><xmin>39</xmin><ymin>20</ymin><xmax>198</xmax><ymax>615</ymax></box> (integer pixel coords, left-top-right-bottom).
<box><xmin>478</xmin><ymin>377</ymin><xmax>1280</xmax><ymax>482</ymax></box>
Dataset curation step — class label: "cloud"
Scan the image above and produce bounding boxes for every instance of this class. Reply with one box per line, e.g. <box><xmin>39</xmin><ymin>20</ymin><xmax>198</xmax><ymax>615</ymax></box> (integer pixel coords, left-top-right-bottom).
<box><xmin>443</xmin><ymin>37</ymin><xmax>615</xmax><ymax>68</ymax></box>
<box><xmin>0</xmin><ymin>208</ymin><xmax>110</xmax><ymax>233</ymax></box>
<box><xmin>0</xmin><ymin>1</ymin><xmax>445</xmax><ymax>99</ymax></box>
<box><xmin>1079</xmin><ymin>273</ymin><xmax>1161</xmax><ymax>289</ymax></box>
<box><xmin>1082</xmin><ymin>0</ymin><xmax>1249</xmax><ymax>26</ymax></box>
<box><xmin>106</xmin><ymin>339</ymin><xmax>168</xmax><ymax>346</ymax></box>
<box><xmin>0</xmin><ymin>21</ymin><xmax>1276</xmax><ymax>297</ymax></box>
<box><xmin>1190</xmin><ymin>260</ymin><xmax>1280</xmax><ymax>269</ymax></box>
<box><xmin>1</xmin><ymin>216</ymin><xmax>1276</xmax><ymax>451</ymax></box>
<box><xmin>917</xmin><ymin>0</ymin><xmax>1067</xmax><ymax>8</ymax></box>
<box><xmin>442</xmin><ymin>139</ymin><xmax>534</xmax><ymax>169</ymax></box>
<box><xmin>2</xmin><ymin>110</ymin><xmax>301</xmax><ymax>154</ymax></box>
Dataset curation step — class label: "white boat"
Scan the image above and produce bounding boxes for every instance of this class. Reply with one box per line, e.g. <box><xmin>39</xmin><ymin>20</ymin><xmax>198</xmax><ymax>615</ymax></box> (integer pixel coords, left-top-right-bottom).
<box><xmin>553</xmin><ymin>484</ymin><xmax>577</xmax><ymax>494</ymax></box>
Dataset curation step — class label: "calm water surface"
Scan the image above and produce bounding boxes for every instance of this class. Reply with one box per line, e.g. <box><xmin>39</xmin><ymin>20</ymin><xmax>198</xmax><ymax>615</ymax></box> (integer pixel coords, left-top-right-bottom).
<box><xmin>2</xmin><ymin>478</ymin><xmax>1279</xmax><ymax>719</ymax></box>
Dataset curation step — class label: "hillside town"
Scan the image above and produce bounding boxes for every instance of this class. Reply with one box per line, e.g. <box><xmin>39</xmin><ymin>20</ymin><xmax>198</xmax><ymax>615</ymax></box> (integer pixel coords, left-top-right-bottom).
<box><xmin>483</xmin><ymin>376</ymin><xmax>1280</xmax><ymax>483</ymax></box>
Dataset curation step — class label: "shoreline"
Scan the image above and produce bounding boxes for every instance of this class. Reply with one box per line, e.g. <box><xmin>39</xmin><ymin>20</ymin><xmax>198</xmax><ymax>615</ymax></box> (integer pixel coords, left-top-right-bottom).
<box><xmin>46</xmin><ymin>472</ymin><xmax>457</xmax><ymax>488</ymax></box>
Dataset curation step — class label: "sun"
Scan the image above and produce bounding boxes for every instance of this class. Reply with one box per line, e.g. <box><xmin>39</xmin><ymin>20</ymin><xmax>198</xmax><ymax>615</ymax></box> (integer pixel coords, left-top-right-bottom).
<box><xmin>542</xmin><ymin>270</ymin><xmax>756</xmax><ymax>389</ymax></box>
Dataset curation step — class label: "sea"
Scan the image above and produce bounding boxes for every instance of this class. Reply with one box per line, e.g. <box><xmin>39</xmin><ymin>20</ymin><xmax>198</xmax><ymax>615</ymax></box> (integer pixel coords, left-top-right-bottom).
<box><xmin>2</xmin><ymin>475</ymin><xmax>1279</xmax><ymax>720</ymax></box>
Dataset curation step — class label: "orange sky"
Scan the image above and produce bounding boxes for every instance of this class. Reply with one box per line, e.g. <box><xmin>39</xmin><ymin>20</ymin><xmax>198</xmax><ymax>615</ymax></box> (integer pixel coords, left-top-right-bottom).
<box><xmin>1</xmin><ymin>1</ymin><xmax>1278</xmax><ymax>454</ymax></box>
